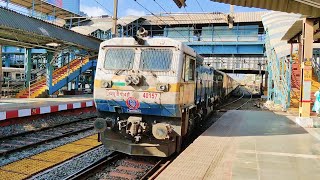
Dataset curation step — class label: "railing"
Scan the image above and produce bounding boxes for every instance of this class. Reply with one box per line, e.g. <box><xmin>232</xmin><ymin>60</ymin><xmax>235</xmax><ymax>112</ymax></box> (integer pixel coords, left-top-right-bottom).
<box><xmin>313</xmin><ymin>50</ymin><xmax>320</xmax><ymax>81</ymax></box>
<box><xmin>204</xmin><ymin>56</ymin><xmax>267</xmax><ymax>71</ymax></box>
<box><xmin>1</xmin><ymin>79</ymin><xmax>25</xmax><ymax>97</ymax></box>
<box><xmin>265</xmin><ymin>30</ymin><xmax>291</xmax><ymax>110</ymax></box>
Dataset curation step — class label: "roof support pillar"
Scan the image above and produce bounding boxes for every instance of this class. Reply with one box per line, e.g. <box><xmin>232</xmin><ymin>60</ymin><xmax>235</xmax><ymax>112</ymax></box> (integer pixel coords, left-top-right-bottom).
<box><xmin>75</xmin><ymin>75</ymin><xmax>79</xmax><ymax>91</ymax></box>
<box><xmin>91</xmin><ymin>68</ymin><xmax>95</xmax><ymax>93</ymax></box>
<box><xmin>32</xmin><ymin>0</ymin><xmax>35</xmax><ymax>17</ymax></box>
<box><xmin>299</xmin><ymin>18</ymin><xmax>314</xmax><ymax>118</ymax></box>
<box><xmin>46</xmin><ymin>52</ymin><xmax>53</xmax><ymax>95</ymax></box>
<box><xmin>6</xmin><ymin>0</ymin><xmax>9</xmax><ymax>9</ymax></box>
<box><xmin>24</xmin><ymin>48</ymin><xmax>32</xmax><ymax>88</ymax></box>
<box><xmin>0</xmin><ymin>45</ymin><xmax>2</xmax><ymax>98</ymax></box>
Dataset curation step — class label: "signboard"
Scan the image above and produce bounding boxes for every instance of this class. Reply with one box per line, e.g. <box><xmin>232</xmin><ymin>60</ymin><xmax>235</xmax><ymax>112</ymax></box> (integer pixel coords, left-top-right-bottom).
<box><xmin>302</xmin><ymin>81</ymin><xmax>311</xmax><ymax>101</ymax></box>
<box><xmin>304</xmin><ymin>70</ymin><xmax>312</xmax><ymax>81</ymax></box>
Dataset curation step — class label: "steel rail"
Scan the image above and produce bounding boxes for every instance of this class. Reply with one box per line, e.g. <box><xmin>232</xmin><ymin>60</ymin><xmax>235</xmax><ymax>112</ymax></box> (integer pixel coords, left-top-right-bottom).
<box><xmin>236</xmin><ymin>89</ymin><xmax>253</xmax><ymax>110</ymax></box>
<box><xmin>64</xmin><ymin>151</ymin><xmax>121</xmax><ymax>180</ymax></box>
<box><xmin>0</xmin><ymin>115</ymin><xmax>97</xmax><ymax>141</ymax></box>
<box><xmin>219</xmin><ymin>89</ymin><xmax>245</xmax><ymax>109</ymax></box>
<box><xmin>0</xmin><ymin>116</ymin><xmax>97</xmax><ymax>156</ymax></box>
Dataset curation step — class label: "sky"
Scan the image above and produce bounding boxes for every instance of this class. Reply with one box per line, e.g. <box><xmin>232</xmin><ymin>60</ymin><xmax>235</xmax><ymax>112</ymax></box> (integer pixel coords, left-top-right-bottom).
<box><xmin>80</xmin><ymin>0</ymin><xmax>267</xmax><ymax>17</ymax></box>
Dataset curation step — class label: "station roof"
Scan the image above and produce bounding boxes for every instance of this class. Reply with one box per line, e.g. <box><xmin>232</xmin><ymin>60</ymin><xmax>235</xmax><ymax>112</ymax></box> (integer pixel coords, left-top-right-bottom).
<box><xmin>142</xmin><ymin>11</ymin><xmax>267</xmax><ymax>25</ymax></box>
<box><xmin>211</xmin><ymin>0</ymin><xmax>320</xmax><ymax>17</ymax></box>
<box><xmin>282</xmin><ymin>19</ymin><xmax>320</xmax><ymax>42</ymax></box>
<box><xmin>8</xmin><ymin>0</ymin><xmax>79</xmax><ymax>18</ymax></box>
<box><xmin>0</xmin><ymin>7</ymin><xmax>101</xmax><ymax>52</ymax></box>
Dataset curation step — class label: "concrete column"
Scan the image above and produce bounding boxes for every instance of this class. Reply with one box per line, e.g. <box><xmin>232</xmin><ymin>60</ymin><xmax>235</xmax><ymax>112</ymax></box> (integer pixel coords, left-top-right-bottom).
<box><xmin>299</xmin><ymin>18</ymin><xmax>314</xmax><ymax>118</ymax></box>
<box><xmin>0</xmin><ymin>45</ymin><xmax>2</xmax><ymax>97</ymax></box>
<box><xmin>46</xmin><ymin>52</ymin><xmax>53</xmax><ymax>95</ymax></box>
<box><xmin>24</xmin><ymin>48</ymin><xmax>32</xmax><ymax>88</ymax></box>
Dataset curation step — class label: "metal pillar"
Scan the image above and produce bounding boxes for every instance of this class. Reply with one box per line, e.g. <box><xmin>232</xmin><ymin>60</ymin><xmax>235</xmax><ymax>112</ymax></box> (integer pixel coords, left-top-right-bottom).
<box><xmin>299</xmin><ymin>18</ymin><xmax>314</xmax><ymax>118</ymax></box>
<box><xmin>46</xmin><ymin>52</ymin><xmax>53</xmax><ymax>95</ymax></box>
<box><xmin>69</xmin><ymin>16</ymin><xmax>73</xmax><ymax>29</ymax></box>
<box><xmin>112</xmin><ymin>0</ymin><xmax>118</xmax><ymax>37</ymax></box>
<box><xmin>91</xmin><ymin>69</ymin><xmax>95</xmax><ymax>92</ymax></box>
<box><xmin>75</xmin><ymin>76</ymin><xmax>79</xmax><ymax>91</ymax></box>
<box><xmin>0</xmin><ymin>45</ymin><xmax>2</xmax><ymax>97</ymax></box>
<box><xmin>5</xmin><ymin>56</ymin><xmax>10</xmax><ymax>67</ymax></box>
<box><xmin>24</xmin><ymin>48</ymin><xmax>32</xmax><ymax>88</ymax></box>
<box><xmin>31</xmin><ymin>0</ymin><xmax>35</xmax><ymax>17</ymax></box>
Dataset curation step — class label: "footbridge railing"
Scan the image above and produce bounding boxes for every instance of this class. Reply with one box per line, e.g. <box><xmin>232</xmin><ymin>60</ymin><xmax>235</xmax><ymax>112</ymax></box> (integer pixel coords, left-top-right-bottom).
<box><xmin>265</xmin><ymin>31</ymin><xmax>291</xmax><ymax>110</ymax></box>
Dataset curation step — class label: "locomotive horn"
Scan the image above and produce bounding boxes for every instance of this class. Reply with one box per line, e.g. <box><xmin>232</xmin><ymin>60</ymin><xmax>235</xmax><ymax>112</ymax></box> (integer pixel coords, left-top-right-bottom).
<box><xmin>133</xmin><ymin>27</ymin><xmax>148</xmax><ymax>45</ymax></box>
<box><xmin>137</xmin><ymin>27</ymin><xmax>148</xmax><ymax>37</ymax></box>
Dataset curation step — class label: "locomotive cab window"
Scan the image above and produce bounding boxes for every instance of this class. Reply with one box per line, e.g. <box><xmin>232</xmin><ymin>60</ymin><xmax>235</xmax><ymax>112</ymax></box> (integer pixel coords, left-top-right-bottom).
<box><xmin>104</xmin><ymin>48</ymin><xmax>134</xmax><ymax>70</ymax></box>
<box><xmin>140</xmin><ymin>48</ymin><xmax>172</xmax><ymax>71</ymax></box>
<box><xmin>184</xmin><ymin>56</ymin><xmax>195</xmax><ymax>81</ymax></box>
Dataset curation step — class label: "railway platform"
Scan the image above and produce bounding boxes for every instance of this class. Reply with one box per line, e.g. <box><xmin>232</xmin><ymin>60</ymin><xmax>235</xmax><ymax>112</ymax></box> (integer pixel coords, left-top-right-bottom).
<box><xmin>0</xmin><ymin>95</ymin><xmax>94</xmax><ymax>121</ymax></box>
<box><xmin>157</xmin><ymin>110</ymin><xmax>320</xmax><ymax>180</ymax></box>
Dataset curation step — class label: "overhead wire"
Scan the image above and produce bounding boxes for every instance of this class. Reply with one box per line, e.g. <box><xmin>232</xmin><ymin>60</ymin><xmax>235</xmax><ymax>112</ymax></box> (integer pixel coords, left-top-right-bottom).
<box><xmin>93</xmin><ymin>0</ymin><xmax>144</xmax><ymax>37</ymax></box>
<box><xmin>134</xmin><ymin>0</ymin><xmax>190</xmax><ymax>42</ymax></box>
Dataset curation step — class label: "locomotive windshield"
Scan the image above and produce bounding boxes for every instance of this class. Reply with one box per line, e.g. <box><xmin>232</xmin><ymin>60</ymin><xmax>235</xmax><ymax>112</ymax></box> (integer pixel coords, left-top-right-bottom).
<box><xmin>104</xmin><ymin>49</ymin><xmax>134</xmax><ymax>70</ymax></box>
<box><xmin>140</xmin><ymin>49</ymin><xmax>173</xmax><ymax>71</ymax></box>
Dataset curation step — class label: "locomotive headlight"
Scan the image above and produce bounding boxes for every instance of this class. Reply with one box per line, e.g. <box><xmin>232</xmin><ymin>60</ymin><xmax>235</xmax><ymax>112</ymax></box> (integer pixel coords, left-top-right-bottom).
<box><xmin>94</xmin><ymin>118</ymin><xmax>107</xmax><ymax>132</ymax></box>
<box><xmin>156</xmin><ymin>83</ymin><xmax>168</xmax><ymax>91</ymax></box>
<box><xmin>131</xmin><ymin>75</ymin><xmax>141</xmax><ymax>85</ymax></box>
<box><xmin>125</xmin><ymin>75</ymin><xmax>132</xmax><ymax>85</ymax></box>
<box><xmin>101</xmin><ymin>81</ymin><xmax>112</xmax><ymax>88</ymax></box>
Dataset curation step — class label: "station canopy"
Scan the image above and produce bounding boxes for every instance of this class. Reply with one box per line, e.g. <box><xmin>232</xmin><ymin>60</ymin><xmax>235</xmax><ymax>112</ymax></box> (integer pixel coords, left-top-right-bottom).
<box><xmin>0</xmin><ymin>7</ymin><xmax>101</xmax><ymax>52</ymax></box>
<box><xmin>282</xmin><ymin>19</ymin><xmax>320</xmax><ymax>43</ymax></box>
<box><xmin>6</xmin><ymin>0</ymin><xmax>79</xmax><ymax>18</ymax></box>
<box><xmin>211</xmin><ymin>0</ymin><xmax>320</xmax><ymax>17</ymax></box>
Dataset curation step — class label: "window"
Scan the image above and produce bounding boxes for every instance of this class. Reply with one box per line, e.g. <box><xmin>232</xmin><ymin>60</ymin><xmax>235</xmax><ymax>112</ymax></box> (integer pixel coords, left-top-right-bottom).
<box><xmin>184</xmin><ymin>56</ymin><xmax>195</xmax><ymax>81</ymax></box>
<box><xmin>104</xmin><ymin>49</ymin><xmax>134</xmax><ymax>70</ymax></box>
<box><xmin>4</xmin><ymin>72</ymin><xmax>12</xmax><ymax>79</ymax></box>
<box><xmin>16</xmin><ymin>73</ymin><xmax>21</xmax><ymax>80</ymax></box>
<box><xmin>140</xmin><ymin>49</ymin><xmax>172</xmax><ymax>71</ymax></box>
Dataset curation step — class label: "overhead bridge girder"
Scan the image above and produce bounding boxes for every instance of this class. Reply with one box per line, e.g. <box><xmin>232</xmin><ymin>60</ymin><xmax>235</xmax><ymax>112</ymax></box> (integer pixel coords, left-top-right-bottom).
<box><xmin>187</xmin><ymin>42</ymin><xmax>265</xmax><ymax>55</ymax></box>
<box><xmin>204</xmin><ymin>56</ymin><xmax>267</xmax><ymax>72</ymax></box>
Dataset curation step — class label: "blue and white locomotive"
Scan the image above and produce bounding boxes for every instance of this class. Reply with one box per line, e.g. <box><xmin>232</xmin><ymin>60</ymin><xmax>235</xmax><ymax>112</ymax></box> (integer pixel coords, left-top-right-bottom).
<box><xmin>93</xmin><ymin>30</ymin><xmax>237</xmax><ymax>157</ymax></box>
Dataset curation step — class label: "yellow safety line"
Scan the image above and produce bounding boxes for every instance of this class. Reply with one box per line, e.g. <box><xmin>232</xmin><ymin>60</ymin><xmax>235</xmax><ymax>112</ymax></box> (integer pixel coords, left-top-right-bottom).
<box><xmin>0</xmin><ymin>134</ymin><xmax>101</xmax><ymax>180</ymax></box>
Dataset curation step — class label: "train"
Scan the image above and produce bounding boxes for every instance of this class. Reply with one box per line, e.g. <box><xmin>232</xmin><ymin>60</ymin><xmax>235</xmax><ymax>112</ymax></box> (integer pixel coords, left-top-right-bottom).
<box><xmin>93</xmin><ymin>32</ymin><xmax>238</xmax><ymax>157</ymax></box>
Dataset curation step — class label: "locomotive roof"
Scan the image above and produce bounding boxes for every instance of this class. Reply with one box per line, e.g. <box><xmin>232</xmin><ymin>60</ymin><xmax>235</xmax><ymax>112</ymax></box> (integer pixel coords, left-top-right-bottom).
<box><xmin>100</xmin><ymin>37</ymin><xmax>197</xmax><ymax>57</ymax></box>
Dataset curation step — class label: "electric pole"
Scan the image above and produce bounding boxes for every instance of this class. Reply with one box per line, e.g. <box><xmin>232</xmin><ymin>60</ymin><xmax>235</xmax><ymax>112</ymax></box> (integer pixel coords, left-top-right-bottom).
<box><xmin>112</xmin><ymin>0</ymin><xmax>118</xmax><ymax>37</ymax></box>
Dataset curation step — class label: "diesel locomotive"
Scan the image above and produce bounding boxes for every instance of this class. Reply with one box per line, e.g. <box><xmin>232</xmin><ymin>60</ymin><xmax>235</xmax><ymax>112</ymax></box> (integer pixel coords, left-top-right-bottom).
<box><xmin>93</xmin><ymin>32</ymin><xmax>237</xmax><ymax>157</ymax></box>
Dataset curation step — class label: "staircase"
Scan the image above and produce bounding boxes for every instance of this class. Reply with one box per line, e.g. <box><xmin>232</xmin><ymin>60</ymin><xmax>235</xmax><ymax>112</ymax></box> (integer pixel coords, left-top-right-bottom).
<box><xmin>290</xmin><ymin>58</ymin><xmax>300</xmax><ymax>108</ymax></box>
<box><xmin>16</xmin><ymin>57</ymin><xmax>94</xmax><ymax>98</ymax></box>
<box><xmin>290</xmin><ymin>58</ymin><xmax>320</xmax><ymax>113</ymax></box>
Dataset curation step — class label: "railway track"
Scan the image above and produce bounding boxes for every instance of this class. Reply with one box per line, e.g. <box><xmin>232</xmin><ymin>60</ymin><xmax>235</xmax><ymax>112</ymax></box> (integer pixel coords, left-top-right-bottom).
<box><xmin>65</xmin><ymin>152</ymin><xmax>171</xmax><ymax>180</ymax></box>
<box><xmin>0</xmin><ymin>116</ymin><xmax>96</xmax><ymax>156</ymax></box>
<box><xmin>218</xmin><ymin>88</ymin><xmax>253</xmax><ymax>111</ymax></box>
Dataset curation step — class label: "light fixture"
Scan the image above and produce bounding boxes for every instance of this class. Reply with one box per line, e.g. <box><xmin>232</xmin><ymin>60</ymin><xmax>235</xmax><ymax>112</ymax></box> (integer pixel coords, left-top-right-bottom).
<box><xmin>46</xmin><ymin>42</ymin><xmax>61</xmax><ymax>47</ymax></box>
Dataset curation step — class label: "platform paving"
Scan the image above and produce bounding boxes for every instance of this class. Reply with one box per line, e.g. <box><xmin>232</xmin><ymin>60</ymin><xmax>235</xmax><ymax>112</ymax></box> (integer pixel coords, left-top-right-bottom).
<box><xmin>157</xmin><ymin>110</ymin><xmax>320</xmax><ymax>180</ymax></box>
<box><xmin>0</xmin><ymin>95</ymin><xmax>94</xmax><ymax>121</ymax></box>
<box><xmin>0</xmin><ymin>94</ymin><xmax>93</xmax><ymax>112</ymax></box>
